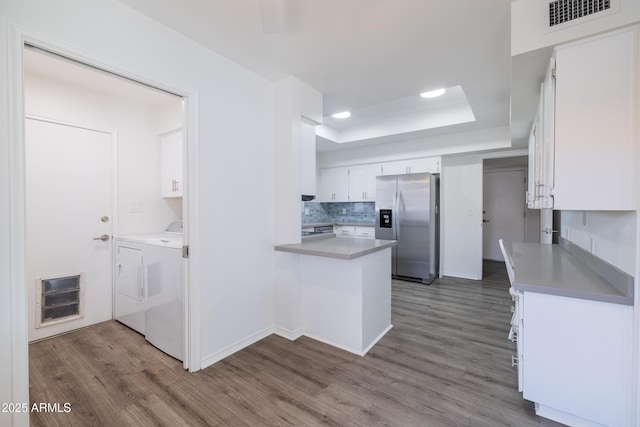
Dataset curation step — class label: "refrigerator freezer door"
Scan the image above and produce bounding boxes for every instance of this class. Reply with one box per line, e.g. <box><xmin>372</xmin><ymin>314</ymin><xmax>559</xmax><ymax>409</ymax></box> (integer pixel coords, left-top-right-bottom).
<box><xmin>375</xmin><ymin>175</ymin><xmax>398</xmax><ymax>275</ymax></box>
<box><xmin>396</xmin><ymin>173</ymin><xmax>431</xmax><ymax>283</ymax></box>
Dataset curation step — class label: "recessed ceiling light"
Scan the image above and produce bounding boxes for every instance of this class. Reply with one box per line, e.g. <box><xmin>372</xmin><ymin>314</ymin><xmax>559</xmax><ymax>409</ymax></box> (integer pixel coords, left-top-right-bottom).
<box><xmin>332</xmin><ymin>111</ymin><xmax>351</xmax><ymax>119</ymax></box>
<box><xmin>420</xmin><ymin>88</ymin><xmax>446</xmax><ymax>99</ymax></box>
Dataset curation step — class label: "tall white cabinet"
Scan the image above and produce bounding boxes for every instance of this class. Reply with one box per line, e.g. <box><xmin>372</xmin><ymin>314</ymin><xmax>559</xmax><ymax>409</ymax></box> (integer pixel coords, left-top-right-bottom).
<box><xmin>528</xmin><ymin>26</ymin><xmax>637</xmax><ymax>211</ymax></box>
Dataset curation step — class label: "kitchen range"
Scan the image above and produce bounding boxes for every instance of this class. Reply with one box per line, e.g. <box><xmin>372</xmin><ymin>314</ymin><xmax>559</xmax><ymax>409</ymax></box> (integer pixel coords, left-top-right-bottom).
<box><xmin>301</xmin><ymin>225</ymin><xmax>334</xmax><ymax>237</ymax></box>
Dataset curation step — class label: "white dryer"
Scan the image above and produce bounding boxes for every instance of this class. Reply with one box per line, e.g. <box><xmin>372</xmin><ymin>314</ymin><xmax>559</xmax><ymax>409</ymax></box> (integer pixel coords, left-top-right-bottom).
<box><xmin>114</xmin><ymin>221</ymin><xmax>183</xmax><ymax>361</ymax></box>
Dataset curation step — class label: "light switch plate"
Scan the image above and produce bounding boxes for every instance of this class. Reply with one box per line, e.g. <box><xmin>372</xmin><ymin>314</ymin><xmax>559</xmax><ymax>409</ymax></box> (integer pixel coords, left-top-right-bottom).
<box><xmin>129</xmin><ymin>201</ymin><xmax>142</xmax><ymax>213</ymax></box>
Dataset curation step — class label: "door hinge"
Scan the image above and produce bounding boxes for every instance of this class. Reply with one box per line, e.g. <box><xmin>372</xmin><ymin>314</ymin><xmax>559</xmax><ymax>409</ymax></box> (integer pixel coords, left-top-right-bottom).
<box><xmin>552</xmin><ymin>67</ymin><xmax>557</xmax><ymax>78</ymax></box>
<box><xmin>182</xmin><ymin>245</ymin><xmax>189</xmax><ymax>259</ymax></box>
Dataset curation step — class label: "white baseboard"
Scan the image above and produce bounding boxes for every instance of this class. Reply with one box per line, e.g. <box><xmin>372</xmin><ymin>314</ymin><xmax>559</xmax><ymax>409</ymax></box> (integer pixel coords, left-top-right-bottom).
<box><xmin>443</xmin><ymin>271</ymin><xmax>482</xmax><ymax>280</ymax></box>
<box><xmin>200</xmin><ymin>323</ymin><xmax>392</xmax><ymax>369</ymax></box>
<box><xmin>302</xmin><ymin>332</ymin><xmax>366</xmax><ymax>356</ymax></box>
<box><xmin>304</xmin><ymin>324</ymin><xmax>392</xmax><ymax>357</ymax></box>
<box><xmin>535</xmin><ymin>403</ymin><xmax>605</xmax><ymax>427</ymax></box>
<box><xmin>200</xmin><ymin>326</ymin><xmax>273</xmax><ymax>370</ymax></box>
<box><xmin>361</xmin><ymin>324</ymin><xmax>393</xmax><ymax>355</ymax></box>
<box><xmin>272</xmin><ymin>325</ymin><xmax>303</xmax><ymax>341</ymax></box>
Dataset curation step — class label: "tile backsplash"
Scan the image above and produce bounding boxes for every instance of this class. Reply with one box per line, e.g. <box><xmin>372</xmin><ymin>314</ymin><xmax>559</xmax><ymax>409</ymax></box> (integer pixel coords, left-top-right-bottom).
<box><xmin>302</xmin><ymin>202</ymin><xmax>375</xmax><ymax>225</ymax></box>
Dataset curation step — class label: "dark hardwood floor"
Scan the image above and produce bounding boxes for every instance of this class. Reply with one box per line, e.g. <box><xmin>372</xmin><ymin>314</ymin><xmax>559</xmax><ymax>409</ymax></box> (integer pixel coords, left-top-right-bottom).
<box><xmin>29</xmin><ymin>261</ymin><xmax>562</xmax><ymax>426</ymax></box>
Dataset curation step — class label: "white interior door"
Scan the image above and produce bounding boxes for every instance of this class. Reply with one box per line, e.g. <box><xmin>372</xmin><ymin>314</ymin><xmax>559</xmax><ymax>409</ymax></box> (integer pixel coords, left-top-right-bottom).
<box><xmin>483</xmin><ymin>170</ymin><xmax>526</xmax><ymax>261</ymax></box>
<box><xmin>26</xmin><ymin>118</ymin><xmax>113</xmax><ymax>341</ymax></box>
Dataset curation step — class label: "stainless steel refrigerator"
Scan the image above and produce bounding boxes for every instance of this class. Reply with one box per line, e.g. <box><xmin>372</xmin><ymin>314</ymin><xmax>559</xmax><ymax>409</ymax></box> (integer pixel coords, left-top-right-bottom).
<box><xmin>375</xmin><ymin>173</ymin><xmax>439</xmax><ymax>284</ymax></box>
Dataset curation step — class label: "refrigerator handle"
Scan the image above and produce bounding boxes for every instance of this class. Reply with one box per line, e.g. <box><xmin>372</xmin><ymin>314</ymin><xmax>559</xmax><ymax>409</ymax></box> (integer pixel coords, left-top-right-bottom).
<box><xmin>393</xmin><ymin>190</ymin><xmax>400</xmax><ymax>239</ymax></box>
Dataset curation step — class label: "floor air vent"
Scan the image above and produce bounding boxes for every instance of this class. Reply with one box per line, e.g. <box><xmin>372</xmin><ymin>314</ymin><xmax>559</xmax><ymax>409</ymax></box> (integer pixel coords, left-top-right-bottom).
<box><xmin>548</xmin><ymin>0</ymin><xmax>611</xmax><ymax>28</ymax></box>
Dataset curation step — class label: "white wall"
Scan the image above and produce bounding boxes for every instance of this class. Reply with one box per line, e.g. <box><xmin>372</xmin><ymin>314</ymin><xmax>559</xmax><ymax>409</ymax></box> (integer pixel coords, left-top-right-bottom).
<box><xmin>0</xmin><ymin>1</ymin><xmax>276</xmax><ymax>424</ymax></box>
<box><xmin>560</xmin><ymin>211</ymin><xmax>636</xmax><ymax>276</ymax></box>
<box><xmin>441</xmin><ymin>155</ymin><xmax>484</xmax><ymax>280</ymax></box>
<box><xmin>272</xmin><ymin>76</ymin><xmax>322</xmax><ymax>339</ymax></box>
<box><xmin>24</xmin><ymin>67</ymin><xmax>182</xmax><ymax>235</ymax></box>
<box><xmin>512</xmin><ymin>0</ymin><xmax>640</xmax><ymax>55</ymax></box>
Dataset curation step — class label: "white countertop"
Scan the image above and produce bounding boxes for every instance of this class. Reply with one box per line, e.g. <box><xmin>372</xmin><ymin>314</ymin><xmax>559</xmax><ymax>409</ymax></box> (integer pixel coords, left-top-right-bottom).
<box><xmin>512</xmin><ymin>242</ymin><xmax>633</xmax><ymax>305</ymax></box>
<box><xmin>274</xmin><ymin>235</ymin><xmax>397</xmax><ymax>260</ymax></box>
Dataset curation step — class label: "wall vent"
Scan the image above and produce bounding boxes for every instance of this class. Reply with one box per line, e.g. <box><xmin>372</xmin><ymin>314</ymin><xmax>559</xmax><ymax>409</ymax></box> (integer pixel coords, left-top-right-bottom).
<box><xmin>36</xmin><ymin>273</ymin><xmax>85</xmax><ymax>328</ymax></box>
<box><xmin>548</xmin><ymin>0</ymin><xmax>612</xmax><ymax>28</ymax></box>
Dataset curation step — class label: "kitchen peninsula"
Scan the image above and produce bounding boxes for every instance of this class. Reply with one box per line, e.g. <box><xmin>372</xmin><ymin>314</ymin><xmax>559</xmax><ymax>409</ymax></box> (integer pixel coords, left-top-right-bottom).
<box><xmin>274</xmin><ymin>234</ymin><xmax>397</xmax><ymax>355</ymax></box>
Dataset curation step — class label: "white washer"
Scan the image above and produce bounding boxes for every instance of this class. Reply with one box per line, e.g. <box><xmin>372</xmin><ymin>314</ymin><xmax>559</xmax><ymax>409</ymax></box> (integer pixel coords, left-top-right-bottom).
<box><xmin>114</xmin><ymin>222</ymin><xmax>183</xmax><ymax>361</ymax></box>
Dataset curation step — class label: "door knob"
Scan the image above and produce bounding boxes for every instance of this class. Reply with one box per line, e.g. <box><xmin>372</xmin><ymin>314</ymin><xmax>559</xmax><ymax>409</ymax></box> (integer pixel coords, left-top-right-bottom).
<box><xmin>93</xmin><ymin>234</ymin><xmax>110</xmax><ymax>241</ymax></box>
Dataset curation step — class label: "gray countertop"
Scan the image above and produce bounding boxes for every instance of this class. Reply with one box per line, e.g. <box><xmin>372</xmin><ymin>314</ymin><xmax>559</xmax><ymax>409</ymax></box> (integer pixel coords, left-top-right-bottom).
<box><xmin>302</xmin><ymin>222</ymin><xmax>375</xmax><ymax>228</ymax></box>
<box><xmin>512</xmin><ymin>242</ymin><xmax>634</xmax><ymax>305</ymax></box>
<box><xmin>275</xmin><ymin>235</ymin><xmax>397</xmax><ymax>260</ymax></box>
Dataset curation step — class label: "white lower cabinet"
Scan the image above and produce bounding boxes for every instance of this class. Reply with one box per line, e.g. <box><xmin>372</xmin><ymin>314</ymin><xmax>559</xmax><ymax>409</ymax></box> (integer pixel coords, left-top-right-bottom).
<box><xmin>520</xmin><ymin>292</ymin><xmax>632</xmax><ymax>427</ymax></box>
<box><xmin>355</xmin><ymin>226</ymin><xmax>375</xmax><ymax>239</ymax></box>
<box><xmin>335</xmin><ymin>225</ymin><xmax>374</xmax><ymax>239</ymax></box>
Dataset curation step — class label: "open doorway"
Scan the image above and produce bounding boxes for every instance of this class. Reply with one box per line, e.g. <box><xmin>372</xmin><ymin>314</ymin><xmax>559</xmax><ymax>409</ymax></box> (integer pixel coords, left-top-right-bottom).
<box><xmin>482</xmin><ymin>156</ymin><xmax>539</xmax><ymax>267</ymax></box>
<box><xmin>23</xmin><ymin>47</ymin><xmax>188</xmax><ymax>365</ymax></box>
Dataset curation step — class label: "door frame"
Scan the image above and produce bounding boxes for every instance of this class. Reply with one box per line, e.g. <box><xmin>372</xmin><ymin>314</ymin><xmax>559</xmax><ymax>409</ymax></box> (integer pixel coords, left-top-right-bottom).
<box><xmin>7</xmin><ymin>24</ymin><xmax>202</xmax><ymax>419</ymax></box>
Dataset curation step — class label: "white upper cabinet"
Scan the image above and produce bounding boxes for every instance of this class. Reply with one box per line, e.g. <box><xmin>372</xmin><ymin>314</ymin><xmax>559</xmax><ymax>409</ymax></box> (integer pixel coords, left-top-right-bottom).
<box><xmin>552</xmin><ymin>27</ymin><xmax>637</xmax><ymax>210</ymax></box>
<box><xmin>318</xmin><ymin>167</ymin><xmax>349</xmax><ymax>202</ymax></box>
<box><xmin>381</xmin><ymin>157</ymin><xmax>440</xmax><ymax>175</ymax></box>
<box><xmin>407</xmin><ymin>157</ymin><xmax>440</xmax><ymax>174</ymax></box>
<box><xmin>160</xmin><ymin>129</ymin><xmax>182</xmax><ymax>198</ymax></box>
<box><xmin>349</xmin><ymin>164</ymin><xmax>381</xmax><ymax>202</ymax></box>
<box><xmin>527</xmin><ymin>71</ymin><xmax>553</xmax><ymax>210</ymax></box>
<box><xmin>318</xmin><ymin>156</ymin><xmax>439</xmax><ymax>203</ymax></box>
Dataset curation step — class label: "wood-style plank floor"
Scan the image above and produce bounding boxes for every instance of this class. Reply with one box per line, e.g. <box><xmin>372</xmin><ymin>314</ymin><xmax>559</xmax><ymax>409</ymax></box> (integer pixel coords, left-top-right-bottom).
<box><xmin>29</xmin><ymin>261</ymin><xmax>562</xmax><ymax>426</ymax></box>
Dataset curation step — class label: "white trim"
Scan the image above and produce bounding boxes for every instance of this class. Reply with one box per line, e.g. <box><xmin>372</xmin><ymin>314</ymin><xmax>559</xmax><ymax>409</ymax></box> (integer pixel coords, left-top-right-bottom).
<box><xmin>8</xmin><ymin>23</ymin><xmax>30</xmax><ymax>427</ymax></box>
<box><xmin>535</xmin><ymin>403</ymin><xmax>605</xmax><ymax>427</ymax></box>
<box><xmin>272</xmin><ymin>325</ymin><xmax>304</xmax><ymax>341</ymax></box>
<box><xmin>200</xmin><ymin>326</ymin><xmax>274</xmax><ymax>370</ymax></box>
<box><xmin>303</xmin><ymin>325</ymin><xmax>393</xmax><ymax>357</ymax></box>
<box><xmin>184</xmin><ymin>91</ymin><xmax>200</xmax><ymax>372</ymax></box>
<box><xmin>443</xmin><ymin>272</ymin><xmax>483</xmax><ymax>281</ymax></box>
<box><xmin>111</xmin><ymin>130</ymin><xmax>119</xmax><ymax>322</ymax></box>
<box><xmin>24</xmin><ymin>114</ymin><xmax>113</xmax><ymax>135</ymax></box>
<box><xmin>360</xmin><ymin>324</ymin><xmax>393</xmax><ymax>355</ymax></box>
<box><xmin>478</xmin><ymin>148</ymin><xmax>529</xmax><ymax>160</ymax></box>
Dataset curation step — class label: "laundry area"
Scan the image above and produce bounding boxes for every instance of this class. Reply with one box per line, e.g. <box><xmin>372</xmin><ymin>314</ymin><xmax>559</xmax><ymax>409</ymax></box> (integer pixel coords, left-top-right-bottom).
<box><xmin>23</xmin><ymin>47</ymin><xmax>186</xmax><ymax>362</ymax></box>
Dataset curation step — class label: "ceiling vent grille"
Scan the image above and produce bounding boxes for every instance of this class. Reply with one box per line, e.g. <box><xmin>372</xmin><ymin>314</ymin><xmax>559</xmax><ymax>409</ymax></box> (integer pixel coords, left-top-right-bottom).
<box><xmin>548</xmin><ymin>0</ymin><xmax>611</xmax><ymax>27</ymax></box>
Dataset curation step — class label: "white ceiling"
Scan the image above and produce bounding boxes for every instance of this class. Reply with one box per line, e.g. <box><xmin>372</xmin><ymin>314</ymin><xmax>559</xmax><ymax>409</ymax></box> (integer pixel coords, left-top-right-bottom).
<box><xmin>116</xmin><ymin>0</ymin><xmax>514</xmax><ymax>153</ymax></box>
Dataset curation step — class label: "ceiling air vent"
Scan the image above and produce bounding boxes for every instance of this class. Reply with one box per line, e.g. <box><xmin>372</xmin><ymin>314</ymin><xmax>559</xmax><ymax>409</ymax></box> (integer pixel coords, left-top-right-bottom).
<box><xmin>548</xmin><ymin>0</ymin><xmax>612</xmax><ymax>28</ymax></box>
